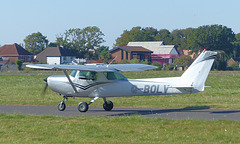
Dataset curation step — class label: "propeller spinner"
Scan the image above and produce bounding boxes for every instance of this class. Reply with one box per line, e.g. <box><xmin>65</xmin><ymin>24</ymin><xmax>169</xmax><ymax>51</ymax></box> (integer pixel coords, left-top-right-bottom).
<box><xmin>42</xmin><ymin>78</ymin><xmax>48</xmax><ymax>96</ymax></box>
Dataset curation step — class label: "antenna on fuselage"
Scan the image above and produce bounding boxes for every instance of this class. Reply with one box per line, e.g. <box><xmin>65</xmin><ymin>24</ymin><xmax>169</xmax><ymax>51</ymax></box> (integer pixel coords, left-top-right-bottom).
<box><xmin>107</xmin><ymin>56</ymin><xmax>117</xmax><ymax>68</ymax></box>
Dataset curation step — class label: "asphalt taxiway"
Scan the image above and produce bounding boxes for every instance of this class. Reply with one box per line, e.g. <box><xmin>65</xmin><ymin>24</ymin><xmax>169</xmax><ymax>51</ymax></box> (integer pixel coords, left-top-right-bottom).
<box><xmin>1</xmin><ymin>105</ymin><xmax>240</xmax><ymax>121</ymax></box>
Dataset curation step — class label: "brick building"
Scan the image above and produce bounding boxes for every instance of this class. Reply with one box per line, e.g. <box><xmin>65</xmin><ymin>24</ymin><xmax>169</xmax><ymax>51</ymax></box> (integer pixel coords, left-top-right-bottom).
<box><xmin>109</xmin><ymin>46</ymin><xmax>153</xmax><ymax>63</ymax></box>
<box><xmin>0</xmin><ymin>43</ymin><xmax>34</xmax><ymax>64</ymax></box>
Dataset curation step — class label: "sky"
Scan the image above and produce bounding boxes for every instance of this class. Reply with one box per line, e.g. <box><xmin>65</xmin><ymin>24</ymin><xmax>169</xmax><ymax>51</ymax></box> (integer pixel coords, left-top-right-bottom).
<box><xmin>0</xmin><ymin>0</ymin><xmax>239</xmax><ymax>48</ymax></box>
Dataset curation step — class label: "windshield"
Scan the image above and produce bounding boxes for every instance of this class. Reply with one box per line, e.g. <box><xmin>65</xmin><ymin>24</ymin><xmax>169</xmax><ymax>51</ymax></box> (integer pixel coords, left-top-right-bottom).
<box><xmin>70</xmin><ymin>70</ymin><xmax>77</xmax><ymax>77</ymax></box>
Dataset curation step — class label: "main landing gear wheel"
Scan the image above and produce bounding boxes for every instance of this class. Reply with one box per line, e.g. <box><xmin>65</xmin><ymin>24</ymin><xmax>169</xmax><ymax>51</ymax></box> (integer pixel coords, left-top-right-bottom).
<box><xmin>103</xmin><ymin>100</ymin><xmax>113</xmax><ymax>111</ymax></box>
<box><xmin>58</xmin><ymin>102</ymin><xmax>66</xmax><ymax>111</ymax></box>
<box><xmin>78</xmin><ymin>102</ymin><xmax>89</xmax><ymax>112</ymax></box>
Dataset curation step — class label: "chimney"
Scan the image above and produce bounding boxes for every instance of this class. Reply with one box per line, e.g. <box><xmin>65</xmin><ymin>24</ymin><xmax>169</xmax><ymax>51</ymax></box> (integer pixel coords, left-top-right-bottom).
<box><xmin>60</xmin><ymin>44</ymin><xmax>64</xmax><ymax>49</ymax></box>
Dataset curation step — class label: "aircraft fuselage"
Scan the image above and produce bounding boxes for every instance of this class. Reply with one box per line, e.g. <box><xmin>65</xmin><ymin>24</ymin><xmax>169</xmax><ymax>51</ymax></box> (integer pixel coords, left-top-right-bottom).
<box><xmin>47</xmin><ymin>72</ymin><xmax>198</xmax><ymax>98</ymax></box>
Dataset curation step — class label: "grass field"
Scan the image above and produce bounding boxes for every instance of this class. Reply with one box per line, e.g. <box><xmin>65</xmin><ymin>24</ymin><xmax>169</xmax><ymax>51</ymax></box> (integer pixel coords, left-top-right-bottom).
<box><xmin>1</xmin><ymin>71</ymin><xmax>240</xmax><ymax>143</ymax></box>
<box><xmin>1</xmin><ymin>113</ymin><xmax>240</xmax><ymax>144</ymax></box>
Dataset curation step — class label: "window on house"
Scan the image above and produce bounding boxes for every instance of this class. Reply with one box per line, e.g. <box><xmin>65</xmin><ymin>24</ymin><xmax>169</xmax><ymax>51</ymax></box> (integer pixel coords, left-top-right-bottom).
<box><xmin>121</xmin><ymin>50</ymin><xmax>124</xmax><ymax>60</ymax></box>
<box><xmin>126</xmin><ymin>52</ymin><xmax>128</xmax><ymax>60</ymax></box>
<box><xmin>28</xmin><ymin>56</ymin><xmax>31</xmax><ymax>62</ymax></box>
<box><xmin>20</xmin><ymin>56</ymin><xmax>24</xmax><ymax>62</ymax></box>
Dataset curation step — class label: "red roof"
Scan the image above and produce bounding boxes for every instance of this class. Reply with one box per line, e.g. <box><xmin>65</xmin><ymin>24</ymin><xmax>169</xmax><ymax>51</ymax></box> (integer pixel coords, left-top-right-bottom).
<box><xmin>0</xmin><ymin>43</ymin><xmax>33</xmax><ymax>56</ymax></box>
<box><xmin>121</xmin><ymin>46</ymin><xmax>153</xmax><ymax>52</ymax></box>
<box><xmin>109</xmin><ymin>46</ymin><xmax>153</xmax><ymax>53</ymax></box>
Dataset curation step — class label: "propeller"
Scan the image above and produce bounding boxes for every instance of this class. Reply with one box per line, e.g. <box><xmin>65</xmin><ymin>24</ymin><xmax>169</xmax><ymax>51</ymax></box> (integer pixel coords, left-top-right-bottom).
<box><xmin>42</xmin><ymin>78</ymin><xmax>48</xmax><ymax>96</ymax></box>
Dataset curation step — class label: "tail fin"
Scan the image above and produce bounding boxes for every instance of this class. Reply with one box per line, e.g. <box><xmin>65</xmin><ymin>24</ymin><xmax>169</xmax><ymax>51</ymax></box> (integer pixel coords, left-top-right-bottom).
<box><xmin>181</xmin><ymin>50</ymin><xmax>217</xmax><ymax>92</ymax></box>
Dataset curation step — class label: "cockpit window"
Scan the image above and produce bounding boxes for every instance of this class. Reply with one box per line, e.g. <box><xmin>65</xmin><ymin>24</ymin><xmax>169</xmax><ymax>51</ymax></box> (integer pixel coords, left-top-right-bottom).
<box><xmin>78</xmin><ymin>71</ymin><xmax>97</xmax><ymax>80</ymax></box>
<box><xmin>70</xmin><ymin>70</ymin><xmax>77</xmax><ymax>77</ymax></box>
<box><xmin>104</xmin><ymin>72</ymin><xmax>126</xmax><ymax>80</ymax></box>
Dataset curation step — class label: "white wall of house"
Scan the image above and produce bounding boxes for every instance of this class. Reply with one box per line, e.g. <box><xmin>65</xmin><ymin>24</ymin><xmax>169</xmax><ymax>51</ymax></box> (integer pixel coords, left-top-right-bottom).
<box><xmin>47</xmin><ymin>57</ymin><xmax>60</xmax><ymax>64</ymax></box>
<box><xmin>169</xmin><ymin>48</ymin><xmax>178</xmax><ymax>55</ymax></box>
<box><xmin>61</xmin><ymin>56</ymin><xmax>76</xmax><ymax>64</ymax></box>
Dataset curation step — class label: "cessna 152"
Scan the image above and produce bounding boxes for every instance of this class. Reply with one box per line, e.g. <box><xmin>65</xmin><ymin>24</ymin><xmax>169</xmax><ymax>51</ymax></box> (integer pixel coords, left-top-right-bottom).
<box><xmin>26</xmin><ymin>50</ymin><xmax>217</xmax><ymax>112</ymax></box>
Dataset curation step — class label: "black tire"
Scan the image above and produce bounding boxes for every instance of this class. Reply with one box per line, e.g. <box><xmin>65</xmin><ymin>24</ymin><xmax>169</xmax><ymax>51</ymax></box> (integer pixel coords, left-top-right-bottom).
<box><xmin>58</xmin><ymin>102</ymin><xmax>66</xmax><ymax>111</ymax></box>
<box><xmin>103</xmin><ymin>100</ymin><xmax>113</xmax><ymax>111</ymax></box>
<box><xmin>78</xmin><ymin>102</ymin><xmax>89</xmax><ymax>112</ymax></box>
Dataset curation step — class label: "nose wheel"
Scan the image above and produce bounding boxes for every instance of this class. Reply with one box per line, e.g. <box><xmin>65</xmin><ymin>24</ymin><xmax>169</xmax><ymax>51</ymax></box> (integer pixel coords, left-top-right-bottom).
<box><xmin>57</xmin><ymin>96</ymin><xmax>67</xmax><ymax>111</ymax></box>
<box><xmin>58</xmin><ymin>102</ymin><xmax>66</xmax><ymax>111</ymax></box>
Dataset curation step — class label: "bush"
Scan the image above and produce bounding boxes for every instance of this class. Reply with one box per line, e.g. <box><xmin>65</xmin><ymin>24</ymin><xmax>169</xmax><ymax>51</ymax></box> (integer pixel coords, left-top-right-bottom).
<box><xmin>230</xmin><ymin>62</ymin><xmax>239</xmax><ymax>68</ymax></box>
<box><xmin>141</xmin><ymin>59</ymin><xmax>149</xmax><ymax>64</ymax></box>
<box><xmin>165</xmin><ymin>64</ymin><xmax>174</xmax><ymax>71</ymax></box>
<box><xmin>15</xmin><ymin>59</ymin><xmax>23</xmax><ymax>71</ymax></box>
<box><xmin>130</xmin><ymin>58</ymin><xmax>140</xmax><ymax>64</ymax></box>
<box><xmin>152</xmin><ymin>61</ymin><xmax>162</xmax><ymax>70</ymax></box>
<box><xmin>118</xmin><ymin>59</ymin><xmax>129</xmax><ymax>64</ymax></box>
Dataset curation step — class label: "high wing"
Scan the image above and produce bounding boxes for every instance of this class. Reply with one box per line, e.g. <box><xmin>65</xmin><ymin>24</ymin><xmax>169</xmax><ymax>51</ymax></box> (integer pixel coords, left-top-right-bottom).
<box><xmin>26</xmin><ymin>64</ymin><xmax>157</xmax><ymax>72</ymax></box>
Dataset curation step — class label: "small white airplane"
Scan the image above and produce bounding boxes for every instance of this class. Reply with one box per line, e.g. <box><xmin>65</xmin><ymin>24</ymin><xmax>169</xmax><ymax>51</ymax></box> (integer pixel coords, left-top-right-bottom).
<box><xmin>27</xmin><ymin>50</ymin><xmax>217</xmax><ymax>112</ymax></box>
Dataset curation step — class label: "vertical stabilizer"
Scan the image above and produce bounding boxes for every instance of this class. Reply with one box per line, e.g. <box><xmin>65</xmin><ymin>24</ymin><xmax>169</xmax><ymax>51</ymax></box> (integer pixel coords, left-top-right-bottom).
<box><xmin>181</xmin><ymin>50</ymin><xmax>217</xmax><ymax>91</ymax></box>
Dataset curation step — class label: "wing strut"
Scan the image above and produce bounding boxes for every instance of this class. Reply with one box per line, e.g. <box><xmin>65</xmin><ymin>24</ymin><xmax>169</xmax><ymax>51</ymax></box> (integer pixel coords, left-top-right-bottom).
<box><xmin>63</xmin><ymin>70</ymin><xmax>78</xmax><ymax>93</ymax></box>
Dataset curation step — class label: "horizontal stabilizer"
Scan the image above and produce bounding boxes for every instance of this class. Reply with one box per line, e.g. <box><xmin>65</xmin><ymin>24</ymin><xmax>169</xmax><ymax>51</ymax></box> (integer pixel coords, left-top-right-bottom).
<box><xmin>169</xmin><ymin>86</ymin><xmax>194</xmax><ymax>89</ymax></box>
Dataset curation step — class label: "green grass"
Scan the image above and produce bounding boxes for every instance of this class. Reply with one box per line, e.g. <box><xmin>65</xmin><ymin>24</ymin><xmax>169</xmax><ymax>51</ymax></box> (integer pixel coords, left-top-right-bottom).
<box><xmin>1</xmin><ymin>113</ymin><xmax>240</xmax><ymax>144</ymax></box>
<box><xmin>1</xmin><ymin>71</ymin><xmax>240</xmax><ymax>109</ymax></box>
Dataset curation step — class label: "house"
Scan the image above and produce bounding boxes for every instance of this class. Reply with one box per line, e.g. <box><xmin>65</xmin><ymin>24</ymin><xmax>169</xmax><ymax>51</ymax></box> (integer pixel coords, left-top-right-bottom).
<box><xmin>127</xmin><ymin>41</ymin><xmax>180</xmax><ymax>65</ymax></box>
<box><xmin>0</xmin><ymin>43</ymin><xmax>34</xmax><ymax>64</ymax></box>
<box><xmin>35</xmin><ymin>46</ymin><xmax>76</xmax><ymax>64</ymax></box>
<box><xmin>109</xmin><ymin>46</ymin><xmax>153</xmax><ymax>63</ymax></box>
<box><xmin>227</xmin><ymin>58</ymin><xmax>240</xmax><ymax>67</ymax></box>
<box><xmin>178</xmin><ymin>50</ymin><xmax>201</xmax><ymax>59</ymax></box>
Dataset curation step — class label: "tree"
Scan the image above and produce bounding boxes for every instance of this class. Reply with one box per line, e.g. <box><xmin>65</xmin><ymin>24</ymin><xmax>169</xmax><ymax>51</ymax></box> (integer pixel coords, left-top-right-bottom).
<box><xmin>173</xmin><ymin>55</ymin><xmax>192</xmax><ymax>67</ymax></box>
<box><xmin>48</xmin><ymin>42</ymin><xmax>58</xmax><ymax>47</ymax></box>
<box><xmin>97</xmin><ymin>46</ymin><xmax>112</xmax><ymax>63</ymax></box>
<box><xmin>154</xmin><ymin>29</ymin><xmax>172</xmax><ymax>44</ymax></box>
<box><xmin>171</xmin><ymin>28</ymin><xmax>193</xmax><ymax>50</ymax></box>
<box><xmin>232</xmin><ymin>33</ymin><xmax>240</xmax><ymax>57</ymax></box>
<box><xmin>188</xmin><ymin>25</ymin><xmax>235</xmax><ymax>55</ymax></box>
<box><xmin>142</xmin><ymin>27</ymin><xmax>158</xmax><ymax>41</ymax></box>
<box><xmin>235</xmin><ymin>33</ymin><xmax>240</xmax><ymax>42</ymax></box>
<box><xmin>56</xmin><ymin>26</ymin><xmax>105</xmax><ymax>58</ymax></box>
<box><xmin>213</xmin><ymin>51</ymin><xmax>228</xmax><ymax>70</ymax></box>
<box><xmin>232</xmin><ymin>42</ymin><xmax>240</xmax><ymax>58</ymax></box>
<box><xmin>115</xmin><ymin>27</ymin><xmax>145</xmax><ymax>46</ymax></box>
<box><xmin>24</xmin><ymin>32</ymin><xmax>48</xmax><ymax>55</ymax></box>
